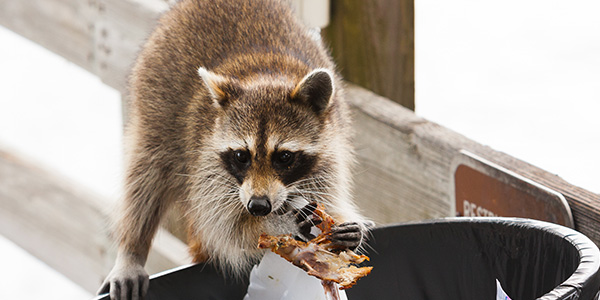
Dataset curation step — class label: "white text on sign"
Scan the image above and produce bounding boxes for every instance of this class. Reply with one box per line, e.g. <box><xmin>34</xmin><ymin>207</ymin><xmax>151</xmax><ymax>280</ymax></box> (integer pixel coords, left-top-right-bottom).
<box><xmin>463</xmin><ymin>200</ymin><xmax>499</xmax><ymax>217</ymax></box>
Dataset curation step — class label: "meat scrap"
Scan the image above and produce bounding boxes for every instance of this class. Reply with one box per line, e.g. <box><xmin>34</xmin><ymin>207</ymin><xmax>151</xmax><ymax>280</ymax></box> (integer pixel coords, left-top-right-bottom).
<box><xmin>257</xmin><ymin>204</ymin><xmax>372</xmax><ymax>290</ymax></box>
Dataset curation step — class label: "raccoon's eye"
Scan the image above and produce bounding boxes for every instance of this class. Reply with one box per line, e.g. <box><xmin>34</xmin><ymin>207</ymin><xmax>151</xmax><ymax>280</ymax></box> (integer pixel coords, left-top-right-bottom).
<box><xmin>234</xmin><ymin>150</ymin><xmax>250</xmax><ymax>164</ymax></box>
<box><xmin>274</xmin><ymin>151</ymin><xmax>294</xmax><ymax>167</ymax></box>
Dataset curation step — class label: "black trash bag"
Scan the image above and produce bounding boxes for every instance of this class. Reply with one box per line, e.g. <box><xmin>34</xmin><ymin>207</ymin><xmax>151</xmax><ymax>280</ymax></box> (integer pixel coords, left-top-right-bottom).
<box><xmin>348</xmin><ymin>218</ymin><xmax>600</xmax><ymax>300</ymax></box>
<box><xmin>96</xmin><ymin>217</ymin><xmax>600</xmax><ymax>300</ymax></box>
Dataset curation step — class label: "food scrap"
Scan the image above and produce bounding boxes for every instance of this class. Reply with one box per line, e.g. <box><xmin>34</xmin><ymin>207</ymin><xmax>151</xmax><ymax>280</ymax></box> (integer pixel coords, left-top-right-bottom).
<box><xmin>257</xmin><ymin>204</ymin><xmax>372</xmax><ymax>291</ymax></box>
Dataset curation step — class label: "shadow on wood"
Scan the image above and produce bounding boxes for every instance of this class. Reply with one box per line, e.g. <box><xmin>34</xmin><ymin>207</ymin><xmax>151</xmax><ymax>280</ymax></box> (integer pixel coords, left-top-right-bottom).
<box><xmin>324</xmin><ymin>0</ymin><xmax>415</xmax><ymax>110</ymax></box>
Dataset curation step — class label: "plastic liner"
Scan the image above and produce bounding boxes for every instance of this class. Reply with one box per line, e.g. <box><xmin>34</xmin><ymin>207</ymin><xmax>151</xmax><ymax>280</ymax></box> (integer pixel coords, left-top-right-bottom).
<box><xmin>95</xmin><ymin>217</ymin><xmax>600</xmax><ymax>300</ymax></box>
<box><xmin>244</xmin><ymin>252</ymin><xmax>348</xmax><ymax>300</ymax></box>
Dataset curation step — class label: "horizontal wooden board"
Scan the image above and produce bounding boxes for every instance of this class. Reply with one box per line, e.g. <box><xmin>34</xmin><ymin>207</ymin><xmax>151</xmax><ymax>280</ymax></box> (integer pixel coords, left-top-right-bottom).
<box><xmin>345</xmin><ymin>85</ymin><xmax>600</xmax><ymax>243</ymax></box>
<box><xmin>0</xmin><ymin>0</ymin><xmax>167</xmax><ymax>93</ymax></box>
<box><xmin>0</xmin><ymin>149</ymin><xmax>189</xmax><ymax>293</ymax></box>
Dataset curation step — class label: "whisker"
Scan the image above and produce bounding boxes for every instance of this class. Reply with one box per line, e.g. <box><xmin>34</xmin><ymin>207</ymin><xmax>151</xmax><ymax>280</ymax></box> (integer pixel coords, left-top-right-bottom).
<box><xmin>293</xmin><ymin>190</ymin><xmax>332</xmax><ymax>196</ymax></box>
<box><xmin>294</xmin><ymin>185</ymin><xmax>334</xmax><ymax>202</ymax></box>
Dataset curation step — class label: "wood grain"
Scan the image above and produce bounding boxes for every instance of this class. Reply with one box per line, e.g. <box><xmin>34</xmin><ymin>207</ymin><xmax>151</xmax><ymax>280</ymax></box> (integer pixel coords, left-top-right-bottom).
<box><xmin>0</xmin><ymin>0</ymin><xmax>167</xmax><ymax>93</ymax></box>
<box><xmin>0</xmin><ymin>149</ymin><xmax>189</xmax><ymax>293</ymax></box>
<box><xmin>324</xmin><ymin>0</ymin><xmax>415</xmax><ymax>109</ymax></box>
<box><xmin>345</xmin><ymin>85</ymin><xmax>600</xmax><ymax>243</ymax></box>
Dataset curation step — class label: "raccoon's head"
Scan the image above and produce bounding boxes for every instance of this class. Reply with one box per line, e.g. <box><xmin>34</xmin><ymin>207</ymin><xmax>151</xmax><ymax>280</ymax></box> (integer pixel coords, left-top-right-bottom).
<box><xmin>198</xmin><ymin>66</ymin><xmax>336</xmax><ymax>217</ymax></box>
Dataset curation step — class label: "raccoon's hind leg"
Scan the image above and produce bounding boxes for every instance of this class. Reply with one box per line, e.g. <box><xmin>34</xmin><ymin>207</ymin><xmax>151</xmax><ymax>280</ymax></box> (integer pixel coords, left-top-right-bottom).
<box><xmin>187</xmin><ymin>220</ymin><xmax>210</xmax><ymax>263</ymax></box>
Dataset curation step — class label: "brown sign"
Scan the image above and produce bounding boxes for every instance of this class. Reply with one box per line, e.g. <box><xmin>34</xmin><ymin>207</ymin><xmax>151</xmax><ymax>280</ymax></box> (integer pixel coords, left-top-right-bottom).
<box><xmin>452</xmin><ymin>151</ymin><xmax>573</xmax><ymax>227</ymax></box>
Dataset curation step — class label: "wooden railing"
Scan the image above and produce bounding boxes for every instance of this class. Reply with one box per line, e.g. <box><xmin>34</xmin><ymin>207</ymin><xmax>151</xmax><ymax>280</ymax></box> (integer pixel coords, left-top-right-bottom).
<box><xmin>1</xmin><ymin>0</ymin><xmax>598</xmax><ymax>294</ymax></box>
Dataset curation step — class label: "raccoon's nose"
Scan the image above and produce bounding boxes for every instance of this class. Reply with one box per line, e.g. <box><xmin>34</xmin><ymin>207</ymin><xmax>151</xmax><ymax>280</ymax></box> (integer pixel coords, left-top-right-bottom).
<box><xmin>247</xmin><ymin>196</ymin><xmax>272</xmax><ymax>216</ymax></box>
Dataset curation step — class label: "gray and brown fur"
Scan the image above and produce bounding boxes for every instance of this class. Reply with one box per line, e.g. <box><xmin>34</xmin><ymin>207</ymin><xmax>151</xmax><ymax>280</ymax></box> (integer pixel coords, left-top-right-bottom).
<box><xmin>100</xmin><ymin>0</ymin><xmax>367</xmax><ymax>298</ymax></box>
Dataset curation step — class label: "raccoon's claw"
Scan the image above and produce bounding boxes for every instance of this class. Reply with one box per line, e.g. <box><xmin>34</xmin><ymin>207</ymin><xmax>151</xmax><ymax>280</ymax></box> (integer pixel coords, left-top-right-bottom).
<box><xmin>98</xmin><ymin>261</ymin><xmax>149</xmax><ymax>300</ymax></box>
<box><xmin>329</xmin><ymin>222</ymin><xmax>363</xmax><ymax>250</ymax></box>
<box><xmin>294</xmin><ymin>204</ymin><xmax>322</xmax><ymax>241</ymax></box>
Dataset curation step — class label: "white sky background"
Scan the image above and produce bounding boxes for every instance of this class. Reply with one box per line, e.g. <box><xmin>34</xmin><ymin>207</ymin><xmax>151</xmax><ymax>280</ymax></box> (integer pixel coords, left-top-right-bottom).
<box><xmin>415</xmin><ymin>0</ymin><xmax>600</xmax><ymax>193</ymax></box>
<box><xmin>0</xmin><ymin>0</ymin><xmax>599</xmax><ymax>298</ymax></box>
<box><xmin>0</xmin><ymin>27</ymin><xmax>122</xmax><ymax>299</ymax></box>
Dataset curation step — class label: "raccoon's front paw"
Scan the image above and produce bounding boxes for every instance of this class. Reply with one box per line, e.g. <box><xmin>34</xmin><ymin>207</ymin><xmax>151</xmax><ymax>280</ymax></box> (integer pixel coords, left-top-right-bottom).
<box><xmin>330</xmin><ymin>222</ymin><xmax>364</xmax><ymax>250</ymax></box>
<box><xmin>97</xmin><ymin>262</ymin><xmax>149</xmax><ymax>300</ymax></box>
<box><xmin>294</xmin><ymin>203</ymin><xmax>322</xmax><ymax>241</ymax></box>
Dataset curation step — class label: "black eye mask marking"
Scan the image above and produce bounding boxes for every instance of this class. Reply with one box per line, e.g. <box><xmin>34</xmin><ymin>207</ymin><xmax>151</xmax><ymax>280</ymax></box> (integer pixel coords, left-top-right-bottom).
<box><xmin>273</xmin><ymin>151</ymin><xmax>318</xmax><ymax>186</ymax></box>
<box><xmin>273</xmin><ymin>150</ymin><xmax>294</xmax><ymax>168</ymax></box>
<box><xmin>219</xmin><ymin>149</ymin><xmax>251</xmax><ymax>184</ymax></box>
<box><xmin>219</xmin><ymin>148</ymin><xmax>318</xmax><ymax>187</ymax></box>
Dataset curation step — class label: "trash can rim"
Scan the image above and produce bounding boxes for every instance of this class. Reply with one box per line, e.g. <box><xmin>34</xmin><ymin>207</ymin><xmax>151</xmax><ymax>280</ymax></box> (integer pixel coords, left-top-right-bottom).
<box><xmin>370</xmin><ymin>217</ymin><xmax>600</xmax><ymax>300</ymax></box>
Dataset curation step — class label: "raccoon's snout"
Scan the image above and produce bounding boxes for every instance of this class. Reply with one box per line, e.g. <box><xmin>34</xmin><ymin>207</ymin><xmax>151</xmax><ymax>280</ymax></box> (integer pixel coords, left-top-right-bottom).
<box><xmin>247</xmin><ymin>195</ymin><xmax>272</xmax><ymax>216</ymax></box>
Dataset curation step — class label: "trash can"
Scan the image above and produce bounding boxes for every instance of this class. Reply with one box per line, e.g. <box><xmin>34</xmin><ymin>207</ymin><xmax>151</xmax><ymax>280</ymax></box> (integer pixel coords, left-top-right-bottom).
<box><xmin>96</xmin><ymin>217</ymin><xmax>600</xmax><ymax>300</ymax></box>
<box><xmin>347</xmin><ymin>218</ymin><xmax>600</xmax><ymax>300</ymax></box>
<box><xmin>95</xmin><ymin>262</ymin><xmax>249</xmax><ymax>300</ymax></box>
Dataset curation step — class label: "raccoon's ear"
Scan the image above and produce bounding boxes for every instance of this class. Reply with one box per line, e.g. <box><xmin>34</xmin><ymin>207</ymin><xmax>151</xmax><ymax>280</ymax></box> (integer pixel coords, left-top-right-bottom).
<box><xmin>291</xmin><ymin>68</ymin><xmax>335</xmax><ymax>114</ymax></box>
<box><xmin>198</xmin><ymin>66</ymin><xmax>241</xmax><ymax>108</ymax></box>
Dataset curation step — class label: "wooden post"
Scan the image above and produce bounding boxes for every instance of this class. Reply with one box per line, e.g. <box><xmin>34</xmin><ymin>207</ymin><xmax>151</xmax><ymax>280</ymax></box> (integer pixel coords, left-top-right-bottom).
<box><xmin>324</xmin><ymin>0</ymin><xmax>415</xmax><ymax>110</ymax></box>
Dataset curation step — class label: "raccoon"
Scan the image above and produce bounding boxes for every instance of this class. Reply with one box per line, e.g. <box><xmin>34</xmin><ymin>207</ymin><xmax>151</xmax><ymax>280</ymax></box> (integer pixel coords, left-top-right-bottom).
<box><xmin>98</xmin><ymin>0</ymin><xmax>369</xmax><ymax>299</ymax></box>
